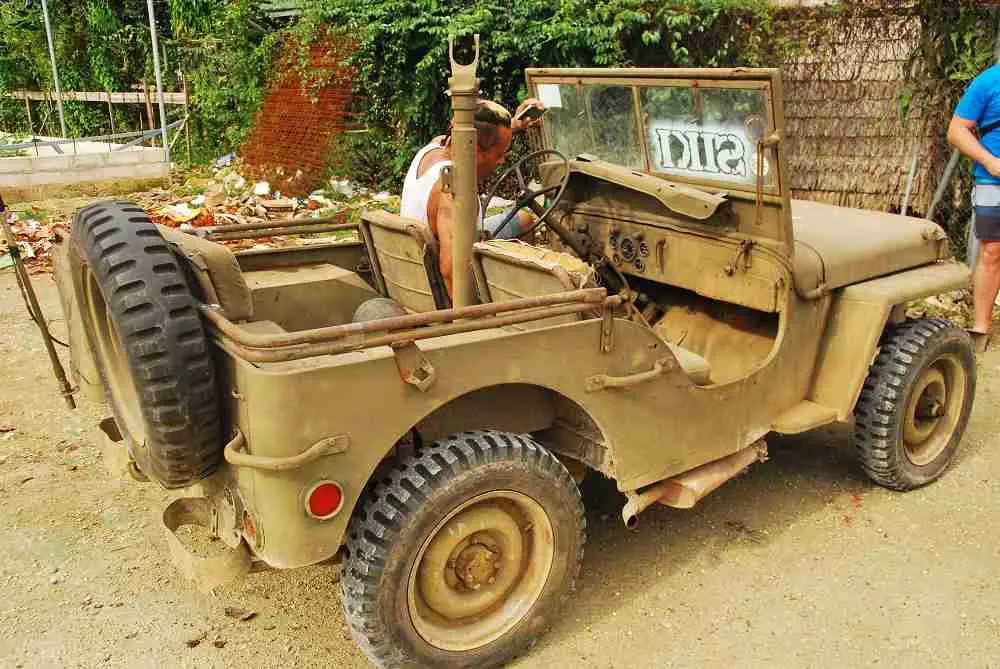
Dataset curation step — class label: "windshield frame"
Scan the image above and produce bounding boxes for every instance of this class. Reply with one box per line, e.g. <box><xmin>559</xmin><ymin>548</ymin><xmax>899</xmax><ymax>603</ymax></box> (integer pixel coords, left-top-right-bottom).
<box><xmin>525</xmin><ymin>68</ymin><xmax>787</xmax><ymax>202</ymax></box>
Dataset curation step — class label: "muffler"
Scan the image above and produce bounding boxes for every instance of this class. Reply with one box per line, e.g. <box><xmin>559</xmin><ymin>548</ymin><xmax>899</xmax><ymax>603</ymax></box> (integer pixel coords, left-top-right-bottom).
<box><xmin>622</xmin><ymin>440</ymin><xmax>768</xmax><ymax>528</ymax></box>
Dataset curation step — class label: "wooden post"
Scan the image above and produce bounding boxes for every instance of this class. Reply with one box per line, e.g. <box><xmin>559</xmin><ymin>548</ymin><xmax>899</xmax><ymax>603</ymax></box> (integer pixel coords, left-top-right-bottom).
<box><xmin>143</xmin><ymin>80</ymin><xmax>155</xmax><ymax>144</ymax></box>
<box><xmin>23</xmin><ymin>92</ymin><xmax>33</xmax><ymax>136</ymax></box>
<box><xmin>106</xmin><ymin>93</ymin><xmax>116</xmax><ymax>134</ymax></box>
<box><xmin>180</xmin><ymin>71</ymin><xmax>192</xmax><ymax>163</ymax></box>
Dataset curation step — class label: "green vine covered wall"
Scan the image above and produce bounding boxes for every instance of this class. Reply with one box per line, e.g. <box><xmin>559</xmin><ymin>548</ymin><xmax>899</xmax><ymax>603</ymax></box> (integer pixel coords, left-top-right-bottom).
<box><xmin>1</xmin><ymin>0</ymin><xmax>997</xmax><ymax>176</ymax></box>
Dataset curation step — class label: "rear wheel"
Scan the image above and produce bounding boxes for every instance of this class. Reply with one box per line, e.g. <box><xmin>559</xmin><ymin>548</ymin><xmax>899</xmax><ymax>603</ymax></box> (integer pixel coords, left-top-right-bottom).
<box><xmin>342</xmin><ymin>430</ymin><xmax>585</xmax><ymax>669</ymax></box>
<box><xmin>854</xmin><ymin>318</ymin><xmax>976</xmax><ymax>490</ymax></box>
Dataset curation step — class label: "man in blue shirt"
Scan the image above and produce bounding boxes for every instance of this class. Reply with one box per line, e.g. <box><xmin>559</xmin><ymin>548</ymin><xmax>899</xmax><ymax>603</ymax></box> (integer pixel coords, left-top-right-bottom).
<box><xmin>949</xmin><ymin>64</ymin><xmax>1000</xmax><ymax>350</ymax></box>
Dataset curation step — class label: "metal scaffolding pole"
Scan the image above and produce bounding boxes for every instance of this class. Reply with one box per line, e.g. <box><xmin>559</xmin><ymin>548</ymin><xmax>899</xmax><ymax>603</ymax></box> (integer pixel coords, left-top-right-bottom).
<box><xmin>146</xmin><ymin>0</ymin><xmax>169</xmax><ymax>162</ymax></box>
<box><xmin>40</xmin><ymin>0</ymin><xmax>67</xmax><ymax>137</ymax></box>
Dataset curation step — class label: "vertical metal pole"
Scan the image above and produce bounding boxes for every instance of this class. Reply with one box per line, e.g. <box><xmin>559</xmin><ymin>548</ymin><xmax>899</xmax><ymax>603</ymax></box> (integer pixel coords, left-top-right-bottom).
<box><xmin>901</xmin><ymin>143</ymin><xmax>919</xmax><ymax>216</ymax></box>
<box><xmin>447</xmin><ymin>36</ymin><xmax>481</xmax><ymax>309</ymax></box>
<box><xmin>146</xmin><ymin>0</ymin><xmax>170</xmax><ymax>162</ymax></box>
<box><xmin>40</xmin><ymin>0</ymin><xmax>67</xmax><ymax>137</ymax></box>
<box><xmin>0</xmin><ymin>195</ymin><xmax>76</xmax><ymax>409</ymax></box>
<box><xmin>927</xmin><ymin>148</ymin><xmax>960</xmax><ymax>220</ymax></box>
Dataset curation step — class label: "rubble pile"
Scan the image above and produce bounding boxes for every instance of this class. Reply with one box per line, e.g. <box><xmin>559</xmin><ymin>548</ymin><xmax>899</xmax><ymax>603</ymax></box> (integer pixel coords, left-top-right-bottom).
<box><xmin>142</xmin><ymin>168</ymin><xmax>397</xmax><ymax>252</ymax></box>
<box><xmin>0</xmin><ymin>210</ymin><xmax>64</xmax><ymax>274</ymax></box>
<box><xmin>1</xmin><ymin>165</ymin><xmax>400</xmax><ymax>272</ymax></box>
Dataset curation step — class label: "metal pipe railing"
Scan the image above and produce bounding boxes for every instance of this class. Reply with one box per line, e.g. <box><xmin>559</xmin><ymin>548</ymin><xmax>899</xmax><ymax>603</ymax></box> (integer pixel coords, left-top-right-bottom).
<box><xmin>207</xmin><ymin>223</ymin><xmax>357</xmax><ymax>242</ymax></box>
<box><xmin>201</xmin><ymin>288</ymin><xmax>611</xmax><ymax>350</ymax></box>
<box><xmin>3</xmin><ymin>118</ymin><xmax>185</xmax><ymax>152</ymax></box>
<box><xmin>199</xmin><ymin>216</ymin><xmax>353</xmax><ymax>235</ymax></box>
<box><xmin>208</xmin><ymin>300</ymin><xmax>612</xmax><ymax>363</ymax></box>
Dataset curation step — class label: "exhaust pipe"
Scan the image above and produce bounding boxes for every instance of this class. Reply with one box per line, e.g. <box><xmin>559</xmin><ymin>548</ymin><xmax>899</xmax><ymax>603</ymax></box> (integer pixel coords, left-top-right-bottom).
<box><xmin>622</xmin><ymin>440</ymin><xmax>767</xmax><ymax>529</ymax></box>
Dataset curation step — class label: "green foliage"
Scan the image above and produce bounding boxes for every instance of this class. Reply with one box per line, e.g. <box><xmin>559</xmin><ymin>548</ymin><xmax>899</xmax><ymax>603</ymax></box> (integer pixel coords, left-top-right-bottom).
<box><xmin>295</xmin><ymin>0</ymin><xmax>785</xmax><ymax>189</ymax></box>
<box><xmin>0</xmin><ymin>0</ymin><xmax>274</xmax><ymax>162</ymax></box>
<box><xmin>326</xmin><ymin>129</ymin><xmax>402</xmax><ymax>190</ymax></box>
<box><xmin>169</xmin><ymin>1</ymin><xmax>279</xmax><ymax>163</ymax></box>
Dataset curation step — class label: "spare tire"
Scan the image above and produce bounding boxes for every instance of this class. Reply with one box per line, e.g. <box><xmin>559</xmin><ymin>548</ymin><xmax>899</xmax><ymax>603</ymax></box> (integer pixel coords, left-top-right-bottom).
<box><xmin>70</xmin><ymin>200</ymin><xmax>222</xmax><ymax>488</ymax></box>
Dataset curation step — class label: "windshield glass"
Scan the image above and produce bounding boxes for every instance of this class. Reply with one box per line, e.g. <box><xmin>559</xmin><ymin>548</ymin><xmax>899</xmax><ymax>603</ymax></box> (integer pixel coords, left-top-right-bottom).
<box><xmin>541</xmin><ymin>83</ymin><xmax>644</xmax><ymax>169</ymax></box>
<box><xmin>536</xmin><ymin>80</ymin><xmax>776</xmax><ymax>191</ymax></box>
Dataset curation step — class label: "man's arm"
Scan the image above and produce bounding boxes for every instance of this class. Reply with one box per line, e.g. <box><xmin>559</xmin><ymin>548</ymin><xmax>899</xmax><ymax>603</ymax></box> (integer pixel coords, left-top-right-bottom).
<box><xmin>948</xmin><ymin>116</ymin><xmax>1000</xmax><ymax>177</ymax></box>
<box><xmin>512</xmin><ymin>97</ymin><xmax>545</xmax><ymax>135</ymax></box>
<box><xmin>429</xmin><ymin>184</ymin><xmax>455</xmax><ymax>296</ymax></box>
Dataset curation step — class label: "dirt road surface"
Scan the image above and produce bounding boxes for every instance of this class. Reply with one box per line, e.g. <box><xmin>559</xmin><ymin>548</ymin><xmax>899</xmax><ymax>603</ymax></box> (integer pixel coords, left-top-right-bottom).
<box><xmin>1</xmin><ymin>271</ymin><xmax>998</xmax><ymax>669</ymax></box>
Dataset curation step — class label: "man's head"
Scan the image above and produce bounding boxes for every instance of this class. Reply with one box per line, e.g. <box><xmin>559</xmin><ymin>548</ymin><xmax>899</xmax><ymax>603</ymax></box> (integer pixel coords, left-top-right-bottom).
<box><xmin>472</xmin><ymin>100</ymin><xmax>513</xmax><ymax>181</ymax></box>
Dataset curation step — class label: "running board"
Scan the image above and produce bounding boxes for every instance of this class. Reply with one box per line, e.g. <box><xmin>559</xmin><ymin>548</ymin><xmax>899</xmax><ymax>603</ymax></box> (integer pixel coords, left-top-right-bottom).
<box><xmin>771</xmin><ymin>401</ymin><xmax>838</xmax><ymax>434</ymax></box>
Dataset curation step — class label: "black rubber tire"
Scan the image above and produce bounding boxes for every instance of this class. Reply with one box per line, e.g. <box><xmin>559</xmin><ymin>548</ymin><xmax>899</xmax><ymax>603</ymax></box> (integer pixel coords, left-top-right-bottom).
<box><xmin>342</xmin><ymin>430</ymin><xmax>585</xmax><ymax>669</ymax></box>
<box><xmin>70</xmin><ymin>200</ymin><xmax>222</xmax><ymax>488</ymax></box>
<box><xmin>854</xmin><ymin>318</ymin><xmax>976</xmax><ymax>491</ymax></box>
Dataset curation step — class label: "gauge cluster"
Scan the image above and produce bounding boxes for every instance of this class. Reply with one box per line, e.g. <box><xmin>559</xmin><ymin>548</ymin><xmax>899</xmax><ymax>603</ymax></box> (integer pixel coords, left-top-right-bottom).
<box><xmin>607</xmin><ymin>224</ymin><xmax>654</xmax><ymax>275</ymax></box>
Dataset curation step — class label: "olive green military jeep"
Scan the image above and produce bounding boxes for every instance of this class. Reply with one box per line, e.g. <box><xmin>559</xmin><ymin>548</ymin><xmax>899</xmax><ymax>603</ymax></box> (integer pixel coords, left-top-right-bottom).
<box><xmin>53</xmin><ymin>44</ymin><xmax>976</xmax><ymax>669</ymax></box>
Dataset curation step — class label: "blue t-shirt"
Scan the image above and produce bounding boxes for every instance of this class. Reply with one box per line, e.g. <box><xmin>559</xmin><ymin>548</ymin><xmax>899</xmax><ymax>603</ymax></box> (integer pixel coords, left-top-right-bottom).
<box><xmin>955</xmin><ymin>64</ymin><xmax>1000</xmax><ymax>184</ymax></box>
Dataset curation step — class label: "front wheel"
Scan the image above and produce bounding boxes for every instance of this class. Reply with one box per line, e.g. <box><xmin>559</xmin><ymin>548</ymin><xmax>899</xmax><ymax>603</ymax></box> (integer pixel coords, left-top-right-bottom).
<box><xmin>854</xmin><ymin>318</ymin><xmax>976</xmax><ymax>490</ymax></box>
<box><xmin>342</xmin><ymin>430</ymin><xmax>585</xmax><ymax>669</ymax></box>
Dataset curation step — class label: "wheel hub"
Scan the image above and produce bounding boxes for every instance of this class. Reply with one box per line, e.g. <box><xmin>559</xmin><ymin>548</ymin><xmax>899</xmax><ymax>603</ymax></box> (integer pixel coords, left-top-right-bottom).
<box><xmin>902</xmin><ymin>355</ymin><xmax>966</xmax><ymax>466</ymax></box>
<box><xmin>407</xmin><ymin>491</ymin><xmax>555</xmax><ymax>652</ymax></box>
<box><xmin>454</xmin><ymin>540</ymin><xmax>499</xmax><ymax>590</ymax></box>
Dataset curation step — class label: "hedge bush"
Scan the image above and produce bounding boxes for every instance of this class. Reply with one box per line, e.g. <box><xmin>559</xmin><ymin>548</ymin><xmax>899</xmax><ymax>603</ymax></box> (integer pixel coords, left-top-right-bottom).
<box><xmin>300</xmin><ymin>0</ymin><xmax>781</xmax><ymax>189</ymax></box>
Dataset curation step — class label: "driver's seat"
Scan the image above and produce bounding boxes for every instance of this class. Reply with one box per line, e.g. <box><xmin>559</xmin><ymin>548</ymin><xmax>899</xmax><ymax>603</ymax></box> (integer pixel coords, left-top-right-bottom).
<box><xmin>360</xmin><ymin>210</ymin><xmax>451</xmax><ymax>312</ymax></box>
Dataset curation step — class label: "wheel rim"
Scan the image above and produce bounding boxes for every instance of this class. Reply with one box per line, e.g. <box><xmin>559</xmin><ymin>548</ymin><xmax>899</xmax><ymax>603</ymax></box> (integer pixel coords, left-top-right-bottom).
<box><xmin>406</xmin><ymin>490</ymin><xmax>554</xmax><ymax>652</ymax></box>
<box><xmin>902</xmin><ymin>353</ymin><xmax>966</xmax><ymax>466</ymax></box>
<box><xmin>84</xmin><ymin>271</ymin><xmax>146</xmax><ymax>445</ymax></box>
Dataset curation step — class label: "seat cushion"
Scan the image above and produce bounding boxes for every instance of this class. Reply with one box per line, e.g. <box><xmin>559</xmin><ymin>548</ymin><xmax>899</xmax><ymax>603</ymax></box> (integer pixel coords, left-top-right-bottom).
<box><xmin>473</xmin><ymin>240</ymin><xmax>596</xmax><ymax>302</ymax></box>
<box><xmin>157</xmin><ymin>225</ymin><xmax>253</xmax><ymax>321</ymax></box>
<box><xmin>790</xmin><ymin>200</ymin><xmax>948</xmax><ymax>298</ymax></box>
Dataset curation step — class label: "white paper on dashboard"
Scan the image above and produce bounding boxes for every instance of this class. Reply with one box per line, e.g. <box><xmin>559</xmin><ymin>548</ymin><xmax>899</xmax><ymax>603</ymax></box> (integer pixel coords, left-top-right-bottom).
<box><xmin>537</xmin><ymin>83</ymin><xmax>563</xmax><ymax>109</ymax></box>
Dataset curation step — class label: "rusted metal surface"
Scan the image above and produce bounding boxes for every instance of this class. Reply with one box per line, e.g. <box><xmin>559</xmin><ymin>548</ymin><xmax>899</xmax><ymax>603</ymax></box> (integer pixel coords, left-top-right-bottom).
<box><xmin>224</xmin><ymin>428</ymin><xmax>349</xmax><ymax>471</ymax></box>
<box><xmin>209</xmin><ymin>223</ymin><xmax>356</xmax><ymax>241</ymax></box>
<box><xmin>201</xmin><ymin>215</ymin><xmax>352</xmax><ymax>235</ymax></box>
<box><xmin>202</xmin><ymin>288</ymin><xmax>610</xmax><ymax>348</ymax></box>
<box><xmin>622</xmin><ymin>440</ymin><xmax>768</xmax><ymax>527</ymax></box>
<box><xmin>209</xmin><ymin>301</ymin><xmax>608</xmax><ymax>362</ymax></box>
<box><xmin>393</xmin><ymin>341</ymin><xmax>438</xmax><ymax>391</ymax></box>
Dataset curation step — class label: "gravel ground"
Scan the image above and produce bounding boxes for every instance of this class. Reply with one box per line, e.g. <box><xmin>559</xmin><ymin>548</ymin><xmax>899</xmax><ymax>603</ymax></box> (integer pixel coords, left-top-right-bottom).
<box><xmin>1</xmin><ymin>271</ymin><xmax>998</xmax><ymax>669</ymax></box>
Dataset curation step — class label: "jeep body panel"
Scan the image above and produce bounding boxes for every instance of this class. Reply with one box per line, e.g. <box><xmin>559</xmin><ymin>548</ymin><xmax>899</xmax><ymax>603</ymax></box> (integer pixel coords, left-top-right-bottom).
<box><xmin>809</xmin><ymin>261</ymin><xmax>971</xmax><ymax>420</ymax></box>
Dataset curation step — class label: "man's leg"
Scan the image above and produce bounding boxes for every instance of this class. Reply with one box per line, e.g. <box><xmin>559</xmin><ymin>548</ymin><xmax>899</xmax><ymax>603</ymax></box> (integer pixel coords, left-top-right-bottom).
<box><xmin>972</xmin><ymin>239</ymin><xmax>1000</xmax><ymax>333</ymax></box>
<box><xmin>483</xmin><ymin>209</ymin><xmax>538</xmax><ymax>240</ymax></box>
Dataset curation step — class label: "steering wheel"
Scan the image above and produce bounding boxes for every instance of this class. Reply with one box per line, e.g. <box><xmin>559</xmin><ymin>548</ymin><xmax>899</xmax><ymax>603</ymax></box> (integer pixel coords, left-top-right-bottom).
<box><xmin>480</xmin><ymin>149</ymin><xmax>570</xmax><ymax>240</ymax></box>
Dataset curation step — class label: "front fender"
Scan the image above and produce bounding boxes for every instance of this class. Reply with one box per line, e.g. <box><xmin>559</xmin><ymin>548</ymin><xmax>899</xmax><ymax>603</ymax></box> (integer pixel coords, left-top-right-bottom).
<box><xmin>808</xmin><ymin>260</ymin><xmax>970</xmax><ymax>420</ymax></box>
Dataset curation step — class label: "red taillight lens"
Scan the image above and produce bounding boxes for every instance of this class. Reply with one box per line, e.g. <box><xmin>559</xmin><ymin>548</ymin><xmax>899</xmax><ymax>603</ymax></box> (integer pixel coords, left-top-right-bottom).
<box><xmin>306</xmin><ymin>481</ymin><xmax>344</xmax><ymax>520</ymax></box>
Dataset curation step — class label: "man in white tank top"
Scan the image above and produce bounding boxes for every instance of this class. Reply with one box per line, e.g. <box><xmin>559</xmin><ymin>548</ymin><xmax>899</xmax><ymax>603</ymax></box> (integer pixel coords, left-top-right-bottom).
<box><xmin>400</xmin><ymin>98</ymin><xmax>543</xmax><ymax>296</ymax></box>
